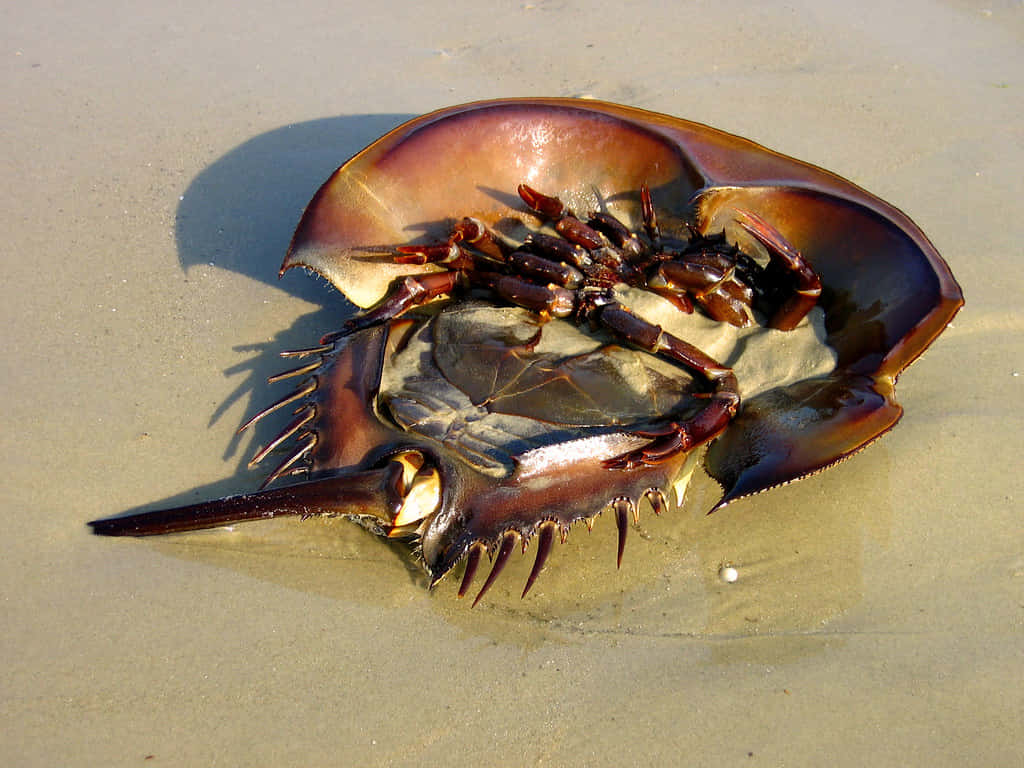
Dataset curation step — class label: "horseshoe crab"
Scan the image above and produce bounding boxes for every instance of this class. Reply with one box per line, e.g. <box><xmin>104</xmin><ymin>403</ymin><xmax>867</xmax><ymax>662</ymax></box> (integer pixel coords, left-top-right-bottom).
<box><xmin>90</xmin><ymin>99</ymin><xmax>963</xmax><ymax>606</ymax></box>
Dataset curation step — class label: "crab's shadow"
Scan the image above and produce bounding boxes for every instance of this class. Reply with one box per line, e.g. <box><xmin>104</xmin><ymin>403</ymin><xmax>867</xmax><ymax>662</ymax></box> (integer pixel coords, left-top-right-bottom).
<box><xmin>175</xmin><ymin>113</ymin><xmax>415</xmax><ymax>304</ymax></box>
<box><xmin>175</xmin><ymin>113</ymin><xmax>417</xmax><ymax>479</ymax></box>
<box><xmin>109</xmin><ymin>115</ymin><xmax>424</xmax><ymax>578</ymax></box>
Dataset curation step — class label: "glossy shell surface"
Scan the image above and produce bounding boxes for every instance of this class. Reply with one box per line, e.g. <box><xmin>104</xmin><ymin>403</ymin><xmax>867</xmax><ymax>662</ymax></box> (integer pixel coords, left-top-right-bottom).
<box><xmin>92</xmin><ymin>99</ymin><xmax>963</xmax><ymax>603</ymax></box>
<box><xmin>285</xmin><ymin>98</ymin><xmax>962</xmax><ymax>507</ymax></box>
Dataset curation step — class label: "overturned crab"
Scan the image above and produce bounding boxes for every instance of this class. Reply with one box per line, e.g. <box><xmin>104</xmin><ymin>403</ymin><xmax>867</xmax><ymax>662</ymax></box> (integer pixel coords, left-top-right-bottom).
<box><xmin>343</xmin><ymin>181</ymin><xmax>821</xmax><ymax>473</ymax></box>
<box><xmin>90</xmin><ymin>99</ymin><xmax>963</xmax><ymax>606</ymax></box>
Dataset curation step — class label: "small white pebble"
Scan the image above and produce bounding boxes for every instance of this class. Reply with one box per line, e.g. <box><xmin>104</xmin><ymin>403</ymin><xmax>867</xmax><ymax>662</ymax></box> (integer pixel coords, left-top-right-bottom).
<box><xmin>719</xmin><ymin>565</ymin><xmax>739</xmax><ymax>583</ymax></box>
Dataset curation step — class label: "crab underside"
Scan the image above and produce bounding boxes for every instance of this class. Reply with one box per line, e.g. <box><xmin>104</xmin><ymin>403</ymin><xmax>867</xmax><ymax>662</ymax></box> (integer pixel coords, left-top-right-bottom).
<box><xmin>90</xmin><ymin>99</ymin><xmax>963</xmax><ymax>606</ymax></box>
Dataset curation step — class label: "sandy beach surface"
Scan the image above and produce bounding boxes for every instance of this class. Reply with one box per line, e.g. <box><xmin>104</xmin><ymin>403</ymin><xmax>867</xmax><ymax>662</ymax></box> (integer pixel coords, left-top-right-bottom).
<box><xmin>3</xmin><ymin>1</ymin><xmax>1020</xmax><ymax>765</ymax></box>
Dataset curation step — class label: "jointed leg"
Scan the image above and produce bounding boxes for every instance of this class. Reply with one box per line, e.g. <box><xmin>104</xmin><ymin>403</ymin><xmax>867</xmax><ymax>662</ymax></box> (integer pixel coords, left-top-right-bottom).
<box><xmin>649</xmin><ymin>257</ymin><xmax>754</xmax><ymax>328</ymax></box>
<box><xmin>735</xmin><ymin>209</ymin><xmax>821</xmax><ymax>331</ymax></box>
<box><xmin>473</xmin><ymin>271</ymin><xmax>576</xmax><ymax>319</ymax></box>
<box><xmin>331</xmin><ymin>270</ymin><xmax>463</xmax><ymax>340</ymax></box>
<box><xmin>597</xmin><ymin>302</ymin><xmax>740</xmax><ymax>469</ymax></box>
<box><xmin>517</xmin><ymin>184</ymin><xmax>642</xmax><ymax>281</ymax></box>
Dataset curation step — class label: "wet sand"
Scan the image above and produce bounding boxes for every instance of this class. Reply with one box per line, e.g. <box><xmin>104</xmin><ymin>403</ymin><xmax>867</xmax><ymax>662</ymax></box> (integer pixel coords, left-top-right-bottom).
<box><xmin>2</xmin><ymin>1</ymin><xmax>1020</xmax><ymax>765</ymax></box>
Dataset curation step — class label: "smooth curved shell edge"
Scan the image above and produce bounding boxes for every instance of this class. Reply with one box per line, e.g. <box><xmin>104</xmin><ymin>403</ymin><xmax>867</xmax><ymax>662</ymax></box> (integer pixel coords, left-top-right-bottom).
<box><xmin>284</xmin><ymin>98</ymin><xmax>963</xmax><ymax>506</ymax></box>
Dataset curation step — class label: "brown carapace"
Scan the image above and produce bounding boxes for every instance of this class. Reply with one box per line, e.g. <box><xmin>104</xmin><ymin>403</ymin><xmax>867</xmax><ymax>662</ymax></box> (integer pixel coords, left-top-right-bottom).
<box><xmin>90</xmin><ymin>99</ymin><xmax>962</xmax><ymax>607</ymax></box>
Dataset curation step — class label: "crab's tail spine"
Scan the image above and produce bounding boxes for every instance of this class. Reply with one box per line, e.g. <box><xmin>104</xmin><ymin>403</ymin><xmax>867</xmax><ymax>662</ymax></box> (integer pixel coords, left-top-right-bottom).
<box><xmin>88</xmin><ymin>470</ymin><xmax>392</xmax><ymax>537</ymax></box>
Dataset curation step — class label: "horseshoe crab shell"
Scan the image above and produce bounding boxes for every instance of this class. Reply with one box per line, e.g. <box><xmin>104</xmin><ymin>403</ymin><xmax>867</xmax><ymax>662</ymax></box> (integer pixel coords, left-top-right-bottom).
<box><xmin>90</xmin><ymin>99</ymin><xmax>963</xmax><ymax>603</ymax></box>
<box><xmin>283</xmin><ymin>98</ymin><xmax>962</xmax><ymax>506</ymax></box>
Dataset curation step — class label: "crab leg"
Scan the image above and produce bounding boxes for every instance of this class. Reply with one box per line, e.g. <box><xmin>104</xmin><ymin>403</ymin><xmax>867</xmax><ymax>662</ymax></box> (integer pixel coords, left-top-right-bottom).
<box><xmin>640</xmin><ymin>183</ymin><xmax>661</xmax><ymax>246</ymax></box>
<box><xmin>554</xmin><ymin>217</ymin><xmax>607</xmax><ymax>251</ymax></box>
<box><xmin>507</xmin><ymin>250</ymin><xmax>584</xmax><ymax>288</ymax></box>
<box><xmin>521</xmin><ymin>233</ymin><xmax>591</xmax><ymax>269</ymax></box>
<box><xmin>650</xmin><ymin>260</ymin><xmax>754</xmax><ymax>327</ymax></box>
<box><xmin>587</xmin><ymin>212</ymin><xmax>645</xmax><ymax>261</ymax></box>
<box><xmin>517</xmin><ymin>183</ymin><xmax>568</xmax><ymax>219</ymax></box>
<box><xmin>518</xmin><ymin>184</ymin><xmax>642</xmax><ymax>283</ymax></box>
<box><xmin>333</xmin><ymin>270</ymin><xmax>463</xmax><ymax>338</ymax></box>
<box><xmin>735</xmin><ymin>209</ymin><xmax>821</xmax><ymax>331</ymax></box>
<box><xmin>472</xmin><ymin>271</ymin><xmax>576</xmax><ymax>319</ymax></box>
<box><xmin>597</xmin><ymin>303</ymin><xmax>740</xmax><ymax>469</ymax></box>
<box><xmin>517</xmin><ymin>183</ymin><xmax>603</xmax><ymax>247</ymax></box>
<box><xmin>395</xmin><ymin>217</ymin><xmax>508</xmax><ymax>266</ymax></box>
